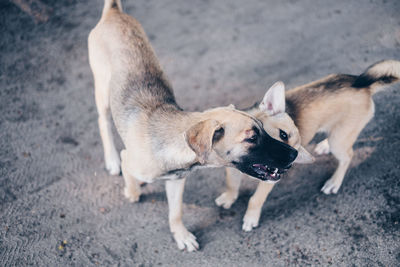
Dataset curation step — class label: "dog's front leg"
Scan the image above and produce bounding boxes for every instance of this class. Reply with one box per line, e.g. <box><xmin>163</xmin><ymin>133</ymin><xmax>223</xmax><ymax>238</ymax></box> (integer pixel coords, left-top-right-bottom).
<box><xmin>166</xmin><ymin>178</ymin><xmax>199</xmax><ymax>252</ymax></box>
<box><xmin>242</xmin><ymin>181</ymin><xmax>275</xmax><ymax>232</ymax></box>
<box><xmin>215</xmin><ymin>168</ymin><xmax>242</xmax><ymax>209</ymax></box>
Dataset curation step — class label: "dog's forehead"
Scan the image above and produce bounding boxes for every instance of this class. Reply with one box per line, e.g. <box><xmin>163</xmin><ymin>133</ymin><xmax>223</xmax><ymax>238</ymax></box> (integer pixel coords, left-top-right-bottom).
<box><xmin>273</xmin><ymin>113</ymin><xmax>296</xmax><ymax>130</ymax></box>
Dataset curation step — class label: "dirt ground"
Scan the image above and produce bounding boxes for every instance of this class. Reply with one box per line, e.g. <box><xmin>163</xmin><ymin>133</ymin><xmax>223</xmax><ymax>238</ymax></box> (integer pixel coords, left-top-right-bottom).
<box><xmin>1</xmin><ymin>0</ymin><xmax>399</xmax><ymax>266</ymax></box>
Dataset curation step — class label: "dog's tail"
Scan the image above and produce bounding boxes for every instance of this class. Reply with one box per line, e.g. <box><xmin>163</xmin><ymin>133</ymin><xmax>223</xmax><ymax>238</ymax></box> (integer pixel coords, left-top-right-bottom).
<box><xmin>102</xmin><ymin>0</ymin><xmax>123</xmax><ymax>17</ymax></box>
<box><xmin>353</xmin><ymin>60</ymin><xmax>400</xmax><ymax>94</ymax></box>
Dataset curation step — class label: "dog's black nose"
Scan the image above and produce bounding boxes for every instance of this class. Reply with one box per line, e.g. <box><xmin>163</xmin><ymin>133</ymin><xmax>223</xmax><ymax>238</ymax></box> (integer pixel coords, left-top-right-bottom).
<box><xmin>288</xmin><ymin>148</ymin><xmax>298</xmax><ymax>162</ymax></box>
<box><xmin>282</xmin><ymin>147</ymin><xmax>297</xmax><ymax>169</ymax></box>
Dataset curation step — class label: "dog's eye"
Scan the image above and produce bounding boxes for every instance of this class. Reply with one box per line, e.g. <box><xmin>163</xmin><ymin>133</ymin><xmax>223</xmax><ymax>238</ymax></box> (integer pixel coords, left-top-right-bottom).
<box><xmin>245</xmin><ymin>135</ymin><xmax>258</xmax><ymax>144</ymax></box>
<box><xmin>279</xmin><ymin>129</ymin><xmax>288</xmax><ymax>141</ymax></box>
<box><xmin>212</xmin><ymin>127</ymin><xmax>225</xmax><ymax>143</ymax></box>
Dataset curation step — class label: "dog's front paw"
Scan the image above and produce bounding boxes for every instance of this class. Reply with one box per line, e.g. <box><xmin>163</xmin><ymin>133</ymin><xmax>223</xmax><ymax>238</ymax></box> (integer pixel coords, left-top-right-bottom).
<box><xmin>314</xmin><ymin>139</ymin><xmax>330</xmax><ymax>155</ymax></box>
<box><xmin>215</xmin><ymin>191</ymin><xmax>237</xmax><ymax>209</ymax></box>
<box><xmin>242</xmin><ymin>209</ymin><xmax>261</xmax><ymax>232</ymax></box>
<box><xmin>105</xmin><ymin>154</ymin><xmax>121</xmax><ymax>176</ymax></box>
<box><xmin>321</xmin><ymin>178</ymin><xmax>341</xmax><ymax>195</ymax></box>
<box><xmin>172</xmin><ymin>227</ymin><xmax>199</xmax><ymax>252</ymax></box>
<box><xmin>123</xmin><ymin>186</ymin><xmax>141</xmax><ymax>202</ymax></box>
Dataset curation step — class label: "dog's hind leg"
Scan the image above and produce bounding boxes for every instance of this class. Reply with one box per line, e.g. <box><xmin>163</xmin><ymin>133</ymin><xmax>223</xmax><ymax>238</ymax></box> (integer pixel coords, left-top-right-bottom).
<box><xmin>321</xmin><ymin>103</ymin><xmax>374</xmax><ymax>194</ymax></box>
<box><xmin>89</xmin><ymin>32</ymin><xmax>121</xmax><ymax>176</ymax></box>
<box><xmin>166</xmin><ymin>178</ymin><xmax>199</xmax><ymax>252</ymax></box>
<box><xmin>242</xmin><ymin>181</ymin><xmax>275</xmax><ymax>232</ymax></box>
<box><xmin>215</xmin><ymin>168</ymin><xmax>243</xmax><ymax>209</ymax></box>
<box><xmin>121</xmin><ymin>150</ymin><xmax>141</xmax><ymax>202</ymax></box>
<box><xmin>321</xmin><ymin>142</ymin><xmax>353</xmax><ymax>195</ymax></box>
<box><xmin>93</xmin><ymin>73</ymin><xmax>121</xmax><ymax>176</ymax></box>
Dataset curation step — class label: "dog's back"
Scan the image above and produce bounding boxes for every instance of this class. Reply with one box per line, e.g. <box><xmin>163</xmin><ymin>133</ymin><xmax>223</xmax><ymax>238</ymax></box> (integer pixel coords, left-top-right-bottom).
<box><xmin>88</xmin><ymin>0</ymin><xmax>179</xmax><ymax>138</ymax></box>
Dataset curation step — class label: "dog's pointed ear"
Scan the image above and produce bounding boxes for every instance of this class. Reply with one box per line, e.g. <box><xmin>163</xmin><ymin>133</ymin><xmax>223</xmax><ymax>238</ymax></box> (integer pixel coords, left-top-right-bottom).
<box><xmin>294</xmin><ymin>146</ymin><xmax>315</xmax><ymax>164</ymax></box>
<box><xmin>185</xmin><ymin>120</ymin><xmax>223</xmax><ymax>164</ymax></box>
<box><xmin>259</xmin><ymin>81</ymin><xmax>286</xmax><ymax>116</ymax></box>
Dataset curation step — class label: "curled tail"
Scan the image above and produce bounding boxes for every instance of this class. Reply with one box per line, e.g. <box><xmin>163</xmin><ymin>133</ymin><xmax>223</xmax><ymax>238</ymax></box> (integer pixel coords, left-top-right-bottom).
<box><xmin>352</xmin><ymin>60</ymin><xmax>400</xmax><ymax>94</ymax></box>
<box><xmin>102</xmin><ymin>0</ymin><xmax>123</xmax><ymax>17</ymax></box>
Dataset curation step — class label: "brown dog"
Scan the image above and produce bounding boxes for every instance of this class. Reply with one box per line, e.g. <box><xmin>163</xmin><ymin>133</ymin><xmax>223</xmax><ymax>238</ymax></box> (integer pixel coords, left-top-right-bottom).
<box><xmin>88</xmin><ymin>0</ymin><xmax>298</xmax><ymax>251</ymax></box>
<box><xmin>217</xmin><ymin>60</ymin><xmax>400</xmax><ymax>231</ymax></box>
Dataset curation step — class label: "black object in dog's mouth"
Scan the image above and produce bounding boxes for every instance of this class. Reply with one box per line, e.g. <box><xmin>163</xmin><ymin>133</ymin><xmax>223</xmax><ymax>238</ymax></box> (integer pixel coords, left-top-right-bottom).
<box><xmin>251</xmin><ymin>164</ymin><xmax>287</xmax><ymax>182</ymax></box>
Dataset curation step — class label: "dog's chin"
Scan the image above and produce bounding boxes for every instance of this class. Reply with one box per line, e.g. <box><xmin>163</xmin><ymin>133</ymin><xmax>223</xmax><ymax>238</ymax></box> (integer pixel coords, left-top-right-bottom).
<box><xmin>250</xmin><ymin>164</ymin><xmax>286</xmax><ymax>182</ymax></box>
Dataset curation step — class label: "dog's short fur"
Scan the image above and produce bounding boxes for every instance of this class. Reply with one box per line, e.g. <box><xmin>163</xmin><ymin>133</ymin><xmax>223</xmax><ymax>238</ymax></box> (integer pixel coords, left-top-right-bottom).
<box><xmin>216</xmin><ymin>60</ymin><xmax>400</xmax><ymax>231</ymax></box>
<box><xmin>88</xmin><ymin>0</ymin><xmax>298</xmax><ymax>251</ymax></box>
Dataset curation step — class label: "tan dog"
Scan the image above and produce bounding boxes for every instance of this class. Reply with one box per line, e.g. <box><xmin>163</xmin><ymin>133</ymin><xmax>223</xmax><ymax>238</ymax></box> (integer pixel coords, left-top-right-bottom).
<box><xmin>217</xmin><ymin>60</ymin><xmax>400</xmax><ymax>231</ymax></box>
<box><xmin>88</xmin><ymin>0</ymin><xmax>298</xmax><ymax>251</ymax></box>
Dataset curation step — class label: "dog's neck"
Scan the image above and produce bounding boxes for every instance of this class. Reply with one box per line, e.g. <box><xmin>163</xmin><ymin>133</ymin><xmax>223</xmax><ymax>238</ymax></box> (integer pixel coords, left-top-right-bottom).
<box><xmin>148</xmin><ymin>109</ymin><xmax>204</xmax><ymax>176</ymax></box>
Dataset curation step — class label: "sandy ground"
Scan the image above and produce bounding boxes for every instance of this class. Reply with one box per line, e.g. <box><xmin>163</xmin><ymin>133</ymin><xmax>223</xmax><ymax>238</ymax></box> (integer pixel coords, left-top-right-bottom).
<box><xmin>1</xmin><ymin>0</ymin><xmax>399</xmax><ymax>266</ymax></box>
